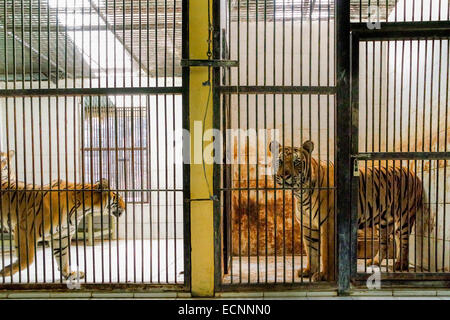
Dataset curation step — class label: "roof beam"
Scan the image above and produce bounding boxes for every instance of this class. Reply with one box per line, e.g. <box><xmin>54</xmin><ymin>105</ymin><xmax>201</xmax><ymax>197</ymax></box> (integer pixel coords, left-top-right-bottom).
<box><xmin>88</xmin><ymin>0</ymin><xmax>149</xmax><ymax>76</ymax></box>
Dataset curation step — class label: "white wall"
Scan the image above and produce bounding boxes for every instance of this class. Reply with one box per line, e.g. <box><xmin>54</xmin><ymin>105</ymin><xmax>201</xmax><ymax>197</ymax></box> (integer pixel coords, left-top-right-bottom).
<box><xmin>228</xmin><ymin>20</ymin><xmax>336</xmax><ymax>160</ymax></box>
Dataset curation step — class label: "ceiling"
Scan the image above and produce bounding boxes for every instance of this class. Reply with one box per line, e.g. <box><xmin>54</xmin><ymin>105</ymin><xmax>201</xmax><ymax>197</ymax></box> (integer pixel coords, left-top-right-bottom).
<box><xmin>0</xmin><ymin>0</ymin><xmax>398</xmax><ymax>83</ymax></box>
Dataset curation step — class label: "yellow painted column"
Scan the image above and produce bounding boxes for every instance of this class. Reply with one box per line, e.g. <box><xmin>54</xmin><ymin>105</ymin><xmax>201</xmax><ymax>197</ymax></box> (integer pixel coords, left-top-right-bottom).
<box><xmin>189</xmin><ymin>0</ymin><xmax>215</xmax><ymax>297</ymax></box>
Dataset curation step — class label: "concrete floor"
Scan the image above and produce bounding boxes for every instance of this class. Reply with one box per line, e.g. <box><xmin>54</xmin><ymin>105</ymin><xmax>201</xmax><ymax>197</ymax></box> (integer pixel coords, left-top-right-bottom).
<box><xmin>222</xmin><ymin>255</ymin><xmax>406</xmax><ymax>283</ymax></box>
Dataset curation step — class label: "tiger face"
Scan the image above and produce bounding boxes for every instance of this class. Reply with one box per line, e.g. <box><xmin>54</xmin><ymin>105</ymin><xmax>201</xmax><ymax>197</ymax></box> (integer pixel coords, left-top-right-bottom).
<box><xmin>0</xmin><ymin>150</ymin><xmax>15</xmax><ymax>181</ymax></box>
<box><xmin>93</xmin><ymin>179</ymin><xmax>126</xmax><ymax>218</ymax></box>
<box><xmin>106</xmin><ymin>191</ymin><xmax>126</xmax><ymax>218</ymax></box>
<box><xmin>270</xmin><ymin>140</ymin><xmax>314</xmax><ymax>187</ymax></box>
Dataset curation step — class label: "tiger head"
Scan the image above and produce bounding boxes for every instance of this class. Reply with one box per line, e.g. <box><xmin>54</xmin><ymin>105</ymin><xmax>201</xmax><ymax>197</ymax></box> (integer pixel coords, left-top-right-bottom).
<box><xmin>269</xmin><ymin>140</ymin><xmax>314</xmax><ymax>188</ymax></box>
<box><xmin>93</xmin><ymin>179</ymin><xmax>126</xmax><ymax>218</ymax></box>
<box><xmin>0</xmin><ymin>150</ymin><xmax>15</xmax><ymax>181</ymax></box>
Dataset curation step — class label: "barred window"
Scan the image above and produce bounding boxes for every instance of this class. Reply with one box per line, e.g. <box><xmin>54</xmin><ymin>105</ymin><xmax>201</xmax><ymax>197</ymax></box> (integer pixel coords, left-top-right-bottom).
<box><xmin>82</xmin><ymin>96</ymin><xmax>149</xmax><ymax>203</ymax></box>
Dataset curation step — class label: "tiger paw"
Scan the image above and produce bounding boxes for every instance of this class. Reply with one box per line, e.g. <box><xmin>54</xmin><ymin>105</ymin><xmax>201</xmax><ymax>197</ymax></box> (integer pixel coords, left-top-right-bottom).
<box><xmin>394</xmin><ymin>261</ymin><xmax>409</xmax><ymax>271</ymax></box>
<box><xmin>64</xmin><ymin>271</ymin><xmax>85</xmax><ymax>280</ymax></box>
<box><xmin>297</xmin><ymin>267</ymin><xmax>311</xmax><ymax>278</ymax></box>
<box><xmin>311</xmin><ymin>272</ymin><xmax>326</xmax><ymax>282</ymax></box>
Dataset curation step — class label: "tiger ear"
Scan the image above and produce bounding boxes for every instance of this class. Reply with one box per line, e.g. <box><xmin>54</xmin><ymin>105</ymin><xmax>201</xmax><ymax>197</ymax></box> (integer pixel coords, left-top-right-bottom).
<box><xmin>0</xmin><ymin>151</ymin><xmax>13</xmax><ymax>168</ymax></box>
<box><xmin>302</xmin><ymin>140</ymin><xmax>314</xmax><ymax>154</ymax></box>
<box><xmin>268</xmin><ymin>141</ymin><xmax>281</xmax><ymax>155</ymax></box>
<box><xmin>95</xmin><ymin>179</ymin><xmax>109</xmax><ymax>190</ymax></box>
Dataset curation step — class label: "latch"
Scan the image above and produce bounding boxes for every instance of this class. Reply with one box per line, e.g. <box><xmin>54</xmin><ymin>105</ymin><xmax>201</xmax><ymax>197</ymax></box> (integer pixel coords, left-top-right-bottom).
<box><xmin>180</xmin><ymin>59</ymin><xmax>239</xmax><ymax>68</ymax></box>
<box><xmin>353</xmin><ymin>158</ymin><xmax>360</xmax><ymax>177</ymax></box>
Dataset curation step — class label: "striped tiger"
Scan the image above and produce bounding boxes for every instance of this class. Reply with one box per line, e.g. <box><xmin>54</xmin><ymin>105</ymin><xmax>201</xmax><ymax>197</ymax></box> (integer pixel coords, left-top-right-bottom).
<box><xmin>270</xmin><ymin>140</ymin><xmax>424</xmax><ymax>281</ymax></box>
<box><xmin>0</xmin><ymin>150</ymin><xmax>15</xmax><ymax>181</ymax></box>
<box><xmin>0</xmin><ymin>152</ymin><xmax>125</xmax><ymax>280</ymax></box>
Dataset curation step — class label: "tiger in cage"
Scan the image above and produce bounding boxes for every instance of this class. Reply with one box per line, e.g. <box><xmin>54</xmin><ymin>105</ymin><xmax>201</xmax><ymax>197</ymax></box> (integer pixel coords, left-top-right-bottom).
<box><xmin>0</xmin><ymin>151</ymin><xmax>125</xmax><ymax>280</ymax></box>
<box><xmin>270</xmin><ymin>140</ymin><xmax>425</xmax><ymax>282</ymax></box>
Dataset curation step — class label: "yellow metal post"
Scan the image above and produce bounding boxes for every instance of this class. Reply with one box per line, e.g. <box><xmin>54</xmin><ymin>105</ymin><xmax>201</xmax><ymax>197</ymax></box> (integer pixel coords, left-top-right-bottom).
<box><xmin>189</xmin><ymin>0</ymin><xmax>215</xmax><ymax>297</ymax></box>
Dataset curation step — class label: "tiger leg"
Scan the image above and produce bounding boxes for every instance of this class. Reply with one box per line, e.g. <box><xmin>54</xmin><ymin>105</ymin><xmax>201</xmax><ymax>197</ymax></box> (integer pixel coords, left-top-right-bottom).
<box><xmin>367</xmin><ymin>223</ymin><xmax>389</xmax><ymax>267</ymax></box>
<box><xmin>315</xmin><ymin>217</ymin><xmax>335</xmax><ymax>282</ymax></box>
<box><xmin>51</xmin><ymin>233</ymin><xmax>84</xmax><ymax>280</ymax></box>
<box><xmin>0</xmin><ymin>225</ymin><xmax>36</xmax><ymax>278</ymax></box>
<box><xmin>298</xmin><ymin>225</ymin><xmax>320</xmax><ymax>280</ymax></box>
<box><xmin>394</xmin><ymin>224</ymin><xmax>410</xmax><ymax>271</ymax></box>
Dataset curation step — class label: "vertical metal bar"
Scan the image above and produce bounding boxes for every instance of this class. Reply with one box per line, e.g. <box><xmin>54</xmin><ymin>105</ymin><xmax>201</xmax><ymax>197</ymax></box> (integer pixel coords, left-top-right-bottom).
<box><xmin>444</xmin><ymin>39</ymin><xmax>449</xmax><ymax>274</ymax></box>
<box><xmin>282</xmin><ymin>0</ymin><xmax>287</xmax><ymax>284</ymax></box>
<box><xmin>377</xmin><ymin>40</ymin><xmax>383</xmax><ymax>272</ymax></box>
<box><xmin>236</xmin><ymin>0</ymin><xmax>242</xmax><ymax>284</ymax></box>
<box><xmin>212</xmin><ymin>0</ymin><xmax>223</xmax><ymax>287</ymax></box>
<box><xmin>21</xmin><ymin>0</ymin><xmax>30</xmax><ymax>284</ymax></box>
<box><xmin>263</xmin><ymin>0</ymin><xmax>268</xmax><ymax>284</ymax></box>
<box><xmin>154</xmin><ymin>0</ymin><xmax>161</xmax><ymax>285</ymax></box>
<box><xmin>414</xmin><ymin>39</ymin><xmax>420</xmax><ymax>273</ymax></box>
<box><xmin>350</xmin><ymin>33</ymin><xmax>359</xmax><ymax>280</ymax></box>
<box><xmin>336</xmin><ymin>0</ymin><xmax>351</xmax><ymax>293</ymax></box>
<box><xmin>130</xmin><ymin>0</ymin><xmax>137</xmax><ymax>284</ymax></box>
<box><xmin>172</xmin><ymin>0</ymin><xmax>178</xmax><ymax>284</ymax></box>
<box><xmin>429</xmin><ymin>38</ymin><xmax>436</xmax><ymax>272</ymax></box>
<box><xmin>181</xmin><ymin>0</ymin><xmax>191</xmax><ymax>290</ymax></box>
<box><xmin>363</xmin><ymin>41</ymin><xmax>369</xmax><ymax>272</ymax></box>
<box><xmin>96</xmin><ymin>0</ymin><xmax>105</xmax><ymax>284</ymax></box>
<box><xmin>146</xmin><ymin>0</ymin><xmax>152</xmax><ymax>285</ymax></box>
<box><xmin>327</xmin><ymin>0</ymin><xmax>333</xmax><ymax>281</ymax></box>
<box><xmin>0</xmin><ymin>0</ymin><xmax>7</xmax><ymax>285</ymax></box>
<box><xmin>245</xmin><ymin>0</ymin><xmax>250</xmax><ymax>284</ymax></box>
<box><xmin>104</xmin><ymin>0</ymin><xmax>112</xmax><ymax>284</ymax></box>
<box><xmin>299</xmin><ymin>0</ymin><xmax>304</xmax><ymax>282</ymax></box>
<box><xmin>254</xmin><ymin>0</ymin><xmax>260</xmax><ymax>285</ymax></box>
<box><xmin>436</xmin><ymin>39</ymin><xmax>442</xmax><ymax>272</ymax></box>
<box><xmin>290</xmin><ymin>0</ymin><xmax>295</xmax><ymax>284</ymax></box>
<box><xmin>272</xmin><ymin>0</ymin><xmax>277</xmax><ymax>284</ymax></box>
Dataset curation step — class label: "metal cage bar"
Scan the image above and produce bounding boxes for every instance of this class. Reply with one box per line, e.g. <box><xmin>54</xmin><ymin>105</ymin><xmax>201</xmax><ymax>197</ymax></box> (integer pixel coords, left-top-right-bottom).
<box><xmin>0</xmin><ymin>0</ymin><xmax>190</xmax><ymax>291</ymax></box>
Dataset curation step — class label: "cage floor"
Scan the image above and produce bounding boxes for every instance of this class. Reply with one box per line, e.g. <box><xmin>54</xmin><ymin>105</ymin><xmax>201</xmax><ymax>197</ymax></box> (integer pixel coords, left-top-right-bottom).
<box><xmin>222</xmin><ymin>255</ymin><xmax>312</xmax><ymax>284</ymax></box>
<box><xmin>0</xmin><ymin>239</ymin><xmax>184</xmax><ymax>284</ymax></box>
<box><xmin>222</xmin><ymin>256</ymin><xmax>413</xmax><ymax>284</ymax></box>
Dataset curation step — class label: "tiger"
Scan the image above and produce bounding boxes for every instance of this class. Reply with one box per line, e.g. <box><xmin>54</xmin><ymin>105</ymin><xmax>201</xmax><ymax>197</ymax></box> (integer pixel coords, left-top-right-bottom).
<box><xmin>0</xmin><ymin>152</ymin><xmax>126</xmax><ymax>280</ymax></box>
<box><xmin>0</xmin><ymin>150</ymin><xmax>15</xmax><ymax>181</ymax></box>
<box><xmin>270</xmin><ymin>140</ymin><xmax>425</xmax><ymax>281</ymax></box>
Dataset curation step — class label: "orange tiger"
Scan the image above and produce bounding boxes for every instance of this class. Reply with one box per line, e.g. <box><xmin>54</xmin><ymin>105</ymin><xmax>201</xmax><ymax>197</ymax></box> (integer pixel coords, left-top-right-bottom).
<box><xmin>271</xmin><ymin>140</ymin><xmax>424</xmax><ymax>281</ymax></box>
<box><xmin>0</xmin><ymin>151</ymin><xmax>125</xmax><ymax>280</ymax></box>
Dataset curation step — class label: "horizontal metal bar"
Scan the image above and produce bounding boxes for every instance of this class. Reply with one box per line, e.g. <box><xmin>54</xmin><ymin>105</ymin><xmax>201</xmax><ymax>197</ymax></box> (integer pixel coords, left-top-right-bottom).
<box><xmin>219</xmin><ymin>85</ymin><xmax>337</xmax><ymax>95</ymax></box>
<box><xmin>218</xmin><ymin>282</ymin><xmax>337</xmax><ymax>292</ymax></box>
<box><xmin>351</xmin><ymin>21</ymin><xmax>450</xmax><ymax>33</ymax></box>
<box><xmin>354</xmin><ymin>152</ymin><xmax>450</xmax><ymax>160</ymax></box>
<box><xmin>0</xmin><ymin>188</ymin><xmax>184</xmax><ymax>192</ymax></box>
<box><xmin>352</xmin><ymin>24</ymin><xmax>450</xmax><ymax>40</ymax></box>
<box><xmin>355</xmin><ymin>272</ymin><xmax>450</xmax><ymax>281</ymax></box>
<box><xmin>0</xmin><ymin>23</ymin><xmax>181</xmax><ymax>33</ymax></box>
<box><xmin>0</xmin><ymin>87</ymin><xmax>183</xmax><ymax>98</ymax></box>
<box><xmin>0</xmin><ymin>283</ymin><xmax>188</xmax><ymax>291</ymax></box>
<box><xmin>219</xmin><ymin>186</ymin><xmax>336</xmax><ymax>191</ymax></box>
<box><xmin>180</xmin><ymin>59</ymin><xmax>239</xmax><ymax>67</ymax></box>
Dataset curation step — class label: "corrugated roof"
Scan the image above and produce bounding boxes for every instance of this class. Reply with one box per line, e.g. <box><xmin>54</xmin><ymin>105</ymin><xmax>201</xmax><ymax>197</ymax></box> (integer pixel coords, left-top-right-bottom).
<box><xmin>229</xmin><ymin>0</ymin><xmax>399</xmax><ymax>22</ymax></box>
<box><xmin>0</xmin><ymin>0</ymin><xmax>399</xmax><ymax>83</ymax></box>
<box><xmin>96</xmin><ymin>0</ymin><xmax>182</xmax><ymax>78</ymax></box>
<box><xmin>0</xmin><ymin>0</ymin><xmax>91</xmax><ymax>82</ymax></box>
